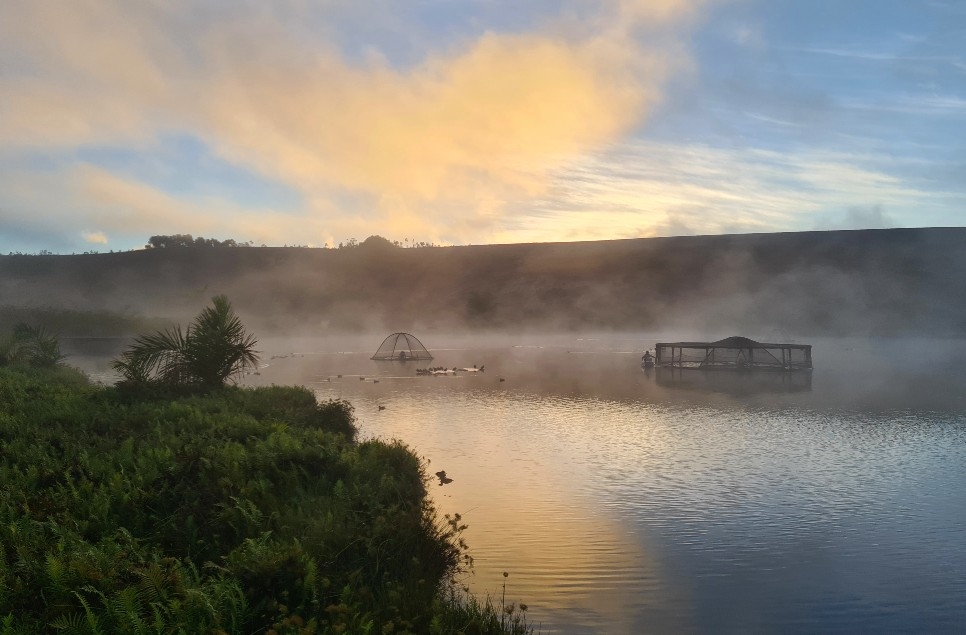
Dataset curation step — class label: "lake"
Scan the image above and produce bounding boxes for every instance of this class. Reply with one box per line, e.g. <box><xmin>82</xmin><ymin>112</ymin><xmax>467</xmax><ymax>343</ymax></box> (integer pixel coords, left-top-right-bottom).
<box><xmin>67</xmin><ymin>333</ymin><xmax>966</xmax><ymax>634</ymax></box>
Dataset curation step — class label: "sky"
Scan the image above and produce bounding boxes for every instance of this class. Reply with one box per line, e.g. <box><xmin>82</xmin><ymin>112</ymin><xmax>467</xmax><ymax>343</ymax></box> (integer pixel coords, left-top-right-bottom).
<box><xmin>1</xmin><ymin>0</ymin><xmax>964</xmax><ymax>253</ymax></box>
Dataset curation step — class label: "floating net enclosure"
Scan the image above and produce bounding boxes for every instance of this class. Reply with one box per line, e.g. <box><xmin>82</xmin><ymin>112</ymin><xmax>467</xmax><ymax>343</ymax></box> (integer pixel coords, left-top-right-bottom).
<box><xmin>655</xmin><ymin>336</ymin><xmax>811</xmax><ymax>371</ymax></box>
<box><xmin>371</xmin><ymin>332</ymin><xmax>434</xmax><ymax>361</ymax></box>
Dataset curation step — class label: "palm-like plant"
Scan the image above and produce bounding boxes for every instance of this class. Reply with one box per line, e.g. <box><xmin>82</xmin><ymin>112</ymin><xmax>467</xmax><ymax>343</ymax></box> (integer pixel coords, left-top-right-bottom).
<box><xmin>113</xmin><ymin>295</ymin><xmax>259</xmax><ymax>388</ymax></box>
<box><xmin>0</xmin><ymin>333</ymin><xmax>23</xmax><ymax>367</ymax></box>
<box><xmin>0</xmin><ymin>323</ymin><xmax>65</xmax><ymax>368</ymax></box>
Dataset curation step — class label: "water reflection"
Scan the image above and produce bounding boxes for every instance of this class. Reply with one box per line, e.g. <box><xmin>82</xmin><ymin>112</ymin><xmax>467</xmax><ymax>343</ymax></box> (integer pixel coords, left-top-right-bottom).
<box><xmin>60</xmin><ymin>336</ymin><xmax>130</xmax><ymax>384</ymax></box>
<box><xmin>652</xmin><ymin>366</ymin><xmax>813</xmax><ymax>395</ymax></box>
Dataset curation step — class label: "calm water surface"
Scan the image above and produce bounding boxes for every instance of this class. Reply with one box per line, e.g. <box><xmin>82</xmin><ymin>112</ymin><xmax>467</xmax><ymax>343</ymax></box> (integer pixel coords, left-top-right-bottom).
<box><xmin>69</xmin><ymin>334</ymin><xmax>966</xmax><ymax>634</ymax></box>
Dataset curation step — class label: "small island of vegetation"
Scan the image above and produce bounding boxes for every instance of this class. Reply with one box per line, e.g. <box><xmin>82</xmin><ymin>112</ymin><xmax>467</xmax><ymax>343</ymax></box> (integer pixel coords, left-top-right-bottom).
<box><xmin>0</xmin><ymin>298</ymin><xmax>531</xmax><ymax>634</ymax></box>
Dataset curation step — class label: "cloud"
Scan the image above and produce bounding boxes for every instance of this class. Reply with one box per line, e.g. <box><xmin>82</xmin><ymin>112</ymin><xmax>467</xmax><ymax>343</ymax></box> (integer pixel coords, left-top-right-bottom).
<box><xmin>726</xmin><ymin>22</ymin><xmax>765</xmax><ymax>49</ymax></box>
<box><xmin>491</xmin><ymin>141</ymin><xmax>962</xmax><ymax>242</ymax></box>
<box><xmin>0</xmin><ymin>0</ymin><xmax>704</xmax><ymax>246</ymax></box>
<box><xmin>199</xmin><ymin>29</ymin><xmax>659</xmax><ymax>198</ymax></box>
<box><xmin>75</xmin><ymin>165</ymin><xmax>222</xmax><ymax>235</ymax></box>
<box><xmin>0</xmin><ymin>162</ymin><xmax>408</xmax><ymax>251</ymax></box>
<box><xmin>2</xmin><ymin>135</ymin><xmax>959</xmax><ymax>252</ymax></box>
<box><xmin>81</xmin><ymin>230</ymin><xmax>109</xmax><ymax>245</ymax></box>
<box><xmin>0</xmin><ymin>0</ymin><xmax>190</xmax><ymax>148</ymax></box>
<box><xmin>616</xmin><ymin>0</ymin><xmax>705</xmax><ymax>26</ymax></box>
<box><xmin>816</xmin><ymin>205</ymin><xmax>896</xmax><ymax>231</ymax></box>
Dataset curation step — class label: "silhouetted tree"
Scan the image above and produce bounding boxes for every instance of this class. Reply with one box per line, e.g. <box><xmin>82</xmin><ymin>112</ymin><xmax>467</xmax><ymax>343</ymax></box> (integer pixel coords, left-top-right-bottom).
<box><xmin>338</xmin><ymin>238</ymin><xmax>359</xmax><ymax>249</ymax></box>
<box><xmin>360</xmin><ymin>235</ymin><xmax>396</xmax><ymax>250</ymax></box>
<box><xmin>145</xmin><ymin>235</ymin><xmax>248</xmax><ymax>249</ymax></box>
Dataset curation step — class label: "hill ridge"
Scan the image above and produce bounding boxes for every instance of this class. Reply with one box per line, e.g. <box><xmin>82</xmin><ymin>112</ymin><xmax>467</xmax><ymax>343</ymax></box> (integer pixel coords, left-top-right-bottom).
<box><xmin>2</xmin><ymin>227</ymin><xmax>964</xmax><ymax>336</ymax></box>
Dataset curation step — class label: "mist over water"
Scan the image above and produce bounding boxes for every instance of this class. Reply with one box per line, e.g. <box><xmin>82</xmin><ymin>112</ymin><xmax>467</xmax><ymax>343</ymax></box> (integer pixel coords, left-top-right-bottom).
<box><xmin>66</xmin><ymin>332</ymin><xmax>966</xmax><ymax>634</ymax></box>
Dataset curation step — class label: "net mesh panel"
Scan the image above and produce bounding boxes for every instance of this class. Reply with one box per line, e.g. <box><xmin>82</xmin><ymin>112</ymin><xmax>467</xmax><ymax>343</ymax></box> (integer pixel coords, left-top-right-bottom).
<box><xmin>787</xmin><ymin>348</ymin><xmax>809</xmax><ymax>366</ymax></box>
<box><xmin>371</xmin><ymin>332</ymin><xmax>434</xmax><ymax>360</ymax></box>
<box><xmin>656</xmin><ymin>345</ymin><xmax>707</xmax><ymax>367</ymax></box>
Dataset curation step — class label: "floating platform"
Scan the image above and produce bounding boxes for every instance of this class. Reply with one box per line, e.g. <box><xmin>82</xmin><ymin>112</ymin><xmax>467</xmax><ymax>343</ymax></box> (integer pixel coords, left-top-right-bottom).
<box><xmin>654</xmin><ymin>336</ymin><xmax>811</xmax><ymax>371</ymax></box>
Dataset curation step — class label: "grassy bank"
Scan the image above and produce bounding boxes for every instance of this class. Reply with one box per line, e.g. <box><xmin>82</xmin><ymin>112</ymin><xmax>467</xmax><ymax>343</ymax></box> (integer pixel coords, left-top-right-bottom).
<box><xmin>0</xmin><ymin>366</ymin><xmax>530</xmax><ymax>634</ymax></box>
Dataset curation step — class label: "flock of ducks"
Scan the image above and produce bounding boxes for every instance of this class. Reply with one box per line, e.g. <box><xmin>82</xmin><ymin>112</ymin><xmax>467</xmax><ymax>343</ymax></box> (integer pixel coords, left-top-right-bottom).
<box><xmin>415</xmin><ymin>365</ymin><xmax>484</xmax><ymax>376</ymax></box>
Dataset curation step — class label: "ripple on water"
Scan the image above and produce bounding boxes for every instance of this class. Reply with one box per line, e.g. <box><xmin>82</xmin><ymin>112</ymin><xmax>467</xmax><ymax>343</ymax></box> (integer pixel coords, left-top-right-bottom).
<box><xmin>248</xmin><ymin>340</ymin><xmax>966</xmax><ymax>634</ymax></box>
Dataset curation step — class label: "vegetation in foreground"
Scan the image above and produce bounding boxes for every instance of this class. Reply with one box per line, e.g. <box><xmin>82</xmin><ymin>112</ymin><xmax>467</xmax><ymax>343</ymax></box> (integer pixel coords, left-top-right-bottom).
<box><xmin>0</xmin><ymin>365</ymin><xmax>531</xmax><ymax>633</ymax></box>
<box><xmin>0</xmin><ymin>301</ymin><xmax>531</xmax><ymax>633</ymax></box>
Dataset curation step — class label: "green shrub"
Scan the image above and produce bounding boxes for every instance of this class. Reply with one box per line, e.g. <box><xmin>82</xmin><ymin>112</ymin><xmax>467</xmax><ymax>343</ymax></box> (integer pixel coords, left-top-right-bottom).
<box><xmin>0</xmin><ymin>367</ymin><xmax>528</xmax><ymax>634</ymax></box>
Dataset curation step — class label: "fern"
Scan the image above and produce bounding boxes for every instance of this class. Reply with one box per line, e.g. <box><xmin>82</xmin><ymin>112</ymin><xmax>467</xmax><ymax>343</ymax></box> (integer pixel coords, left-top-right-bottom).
<box><xmin>105</xmin><ymin>586</ymin><xmax>148</xmax><ymax>634</ymax></box>
<box><xmin>49</xmin><ymin>612</ymin><xmax>87</xmax><ymax>635</ymax></box>
<box><xmin>73</xmin><ymin>591</ymin><xmax>105</xmax><ymax>635</ymax></box>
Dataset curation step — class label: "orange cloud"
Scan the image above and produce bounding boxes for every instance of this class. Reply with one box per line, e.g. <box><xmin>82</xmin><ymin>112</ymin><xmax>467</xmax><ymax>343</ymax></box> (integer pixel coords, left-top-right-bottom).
<box><xmin>81</xmin><ymin>230</ymin><xmax>109</xmax><ymax>245</ymax></box>
<box><xmin>0</xmin><ymin>0</ymin><xmax>707</xmax><ymax>244</ymax></box>
<box><xmin>200</xmin><ymin>29</ymin><xmax>664</xmax><ymax>196</ymax></box>
<box><xmin>71</xmin><ymin>165</ymin><xmax>371</xmax><ymax>247</ymax></box>
<box><xmin>0</xmin><ymin>0</ymin><xmax>189</xmax><ymax>147</ymax></box>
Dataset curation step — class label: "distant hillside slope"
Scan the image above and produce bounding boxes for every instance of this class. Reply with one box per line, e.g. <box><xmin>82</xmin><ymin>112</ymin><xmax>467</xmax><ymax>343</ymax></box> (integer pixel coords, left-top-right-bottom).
<box><xmin>2</xmin><ymin>228</ymin><xmax>965</xmax><ymax>336</ymax></box>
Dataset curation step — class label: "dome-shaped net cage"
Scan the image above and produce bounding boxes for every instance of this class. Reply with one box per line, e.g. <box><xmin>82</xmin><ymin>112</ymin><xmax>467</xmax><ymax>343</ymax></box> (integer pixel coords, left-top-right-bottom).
<box><xmin>371</xmin><ymin>332</ymin><xmax>434</xmax><ymax>361</ymax></box>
